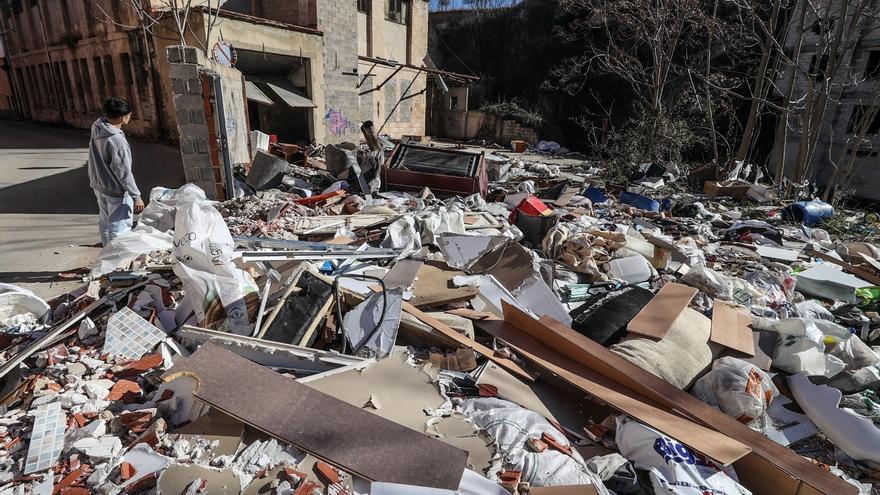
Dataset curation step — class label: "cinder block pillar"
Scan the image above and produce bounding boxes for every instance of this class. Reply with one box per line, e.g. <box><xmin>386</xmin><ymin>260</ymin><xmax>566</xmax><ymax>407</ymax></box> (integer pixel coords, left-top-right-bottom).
<box><xmin>316</xmin><ymin>0</ymin><xmax>361</xmax><ymax>144</ymax></box>
<box><xmin>165</xmin><ymin>45</ymin><xmax>220</xmax><ymax>199</ymax></box>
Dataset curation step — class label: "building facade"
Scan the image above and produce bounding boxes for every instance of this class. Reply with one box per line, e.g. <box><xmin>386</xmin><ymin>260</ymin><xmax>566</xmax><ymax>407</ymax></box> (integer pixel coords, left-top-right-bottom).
<box><xmin>772</xmin><ymin>0</ymin><xmax>880</xmax><ymax>199</ymax></box>
<box><xmin>0</xmin><ymin>0</ymin><xmax>430</xmax><ymax>144</ymax></box>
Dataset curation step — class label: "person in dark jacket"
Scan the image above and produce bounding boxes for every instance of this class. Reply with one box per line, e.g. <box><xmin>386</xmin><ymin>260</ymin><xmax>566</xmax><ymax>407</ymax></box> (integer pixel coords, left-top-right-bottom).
<box><xmin>88</xmin><ymin>98</ymin><xmax>144</xmax><ymax>246</ymax></box>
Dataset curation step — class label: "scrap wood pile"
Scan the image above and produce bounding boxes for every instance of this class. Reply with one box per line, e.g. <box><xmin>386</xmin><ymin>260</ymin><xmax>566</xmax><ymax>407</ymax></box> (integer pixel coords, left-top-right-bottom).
<box><xmin>4</xmin><ymin>134</ymin><xmax>880</xmax><ymax>495</ymax></box>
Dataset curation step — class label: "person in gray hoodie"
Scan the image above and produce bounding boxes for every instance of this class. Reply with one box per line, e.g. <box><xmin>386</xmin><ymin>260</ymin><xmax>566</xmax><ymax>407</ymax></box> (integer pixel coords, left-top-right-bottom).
<box><xmin>88</xmin><ymin>98</ymin><xmax>144</xmax><ymax>246</ymax></box>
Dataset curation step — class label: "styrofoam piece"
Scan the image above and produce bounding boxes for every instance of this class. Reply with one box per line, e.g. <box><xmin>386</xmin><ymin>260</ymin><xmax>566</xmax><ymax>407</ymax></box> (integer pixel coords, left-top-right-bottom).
<box><xmin>764</xmin><ymin>395</ymin><xmax>818</xmax><ymax>446</ymax></box>
<box><xmin>788</xmin><ymin>373</ymin><xmax>880</xmax><ymax>463</ymax></box>
<box><xmin>755</xmin><ymin>246</ymin><xmax>801</xmax><ymax>262</ymax></box>
<box><xmin>24</xmin><ymin>402</ymin><xmax>65</xmax><ymax>473</ymax></box>
<box><xmin>607</xmin><ymin>256</ymin><xmax>654</xmax><ymax>284</ymax></box>
<box><xmin>120</xmin><ymin>443</ymin><xmax>172</xmax><ymax>488</ymax></box>
<box><xmin>102</xmin><ymin>307</ymin><xmax>166</xmax><ymax>360</ymax></box>
<box><xmin>795</xmin><ymin>265</ymin><xmax>871</xmax><ymax>303</ymax></box>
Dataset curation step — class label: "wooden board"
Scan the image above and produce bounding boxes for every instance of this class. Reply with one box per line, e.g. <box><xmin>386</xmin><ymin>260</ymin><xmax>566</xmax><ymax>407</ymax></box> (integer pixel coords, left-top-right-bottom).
<box><xmin>164</xmin><ymin>343</ymin><xmax>468</xmax><ymax>489</ymax></box>
<box><xmin>476</xmin><ymin>318</ymin><xmax>751</xmax><ymax>465</ymax></box>
<box><xmin>710</xmin><ymin>300</ymin><xmax>755</xmax><ymax>356</ymax></box>
<box><xmin>626</xmin><ymin>283</ymin><xmax>697</xmax><ymax>339</ymax></box>
<box><xmin>409</xmin><ymin>261</ymin><xmax>478</xmax><ymax>308</ymax></box>
<box><xmin>499</xmin><ymin>302</ymin><xmax>856</xmax><ymax>495</ymax></box>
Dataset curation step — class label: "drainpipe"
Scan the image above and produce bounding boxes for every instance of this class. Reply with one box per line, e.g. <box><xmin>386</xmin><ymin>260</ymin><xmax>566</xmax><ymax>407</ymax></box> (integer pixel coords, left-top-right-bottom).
<box><xmin>35</xmin><ymin>0</ymin><xmax>64</xmax><ymax>123</ymax></box>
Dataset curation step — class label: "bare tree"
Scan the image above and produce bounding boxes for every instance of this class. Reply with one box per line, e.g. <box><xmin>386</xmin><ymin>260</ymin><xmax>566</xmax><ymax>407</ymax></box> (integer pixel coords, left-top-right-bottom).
<box><xmin>91</xmin><ymin>0</ymin><xmax>224</xmax><ymax>55</ymax></box>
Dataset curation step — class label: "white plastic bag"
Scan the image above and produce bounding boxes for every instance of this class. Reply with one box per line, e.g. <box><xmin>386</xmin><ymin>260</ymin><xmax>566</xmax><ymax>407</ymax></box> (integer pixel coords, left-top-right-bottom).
<box><xmin>690</xmin><ymin>357</ymin><xmax>778</xmax><ymax>423</ymax></box>
<box><xmin>752</xmin><ymin>317</ymin><xmax>850</xmax><ymax>378</ymax></box>
<box><xmin>615</xmin><ymin>416</ymin><xmax>752</xmax><ymax>495</ymax></box>
<box><xmin>458</xmin><ymin>398</ymin><xmax>608</xmax><ymax>491</ymax></box>
<box><xmin>172</xmin><ymin>199</ymin><xmax>258</xmax><ymax>335</ymax></box>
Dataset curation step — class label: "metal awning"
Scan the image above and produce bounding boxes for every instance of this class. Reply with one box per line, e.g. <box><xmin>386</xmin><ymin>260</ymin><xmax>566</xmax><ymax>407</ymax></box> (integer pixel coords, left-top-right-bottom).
<box><xmin>249</xmin><ymin>75</ymin><xmax>317</xmax><ymax>109</ymax></box>
<box><xmin>245</xmin><ymin>80</ymin><xmax>274</xmax><ymax>106</ymax></box>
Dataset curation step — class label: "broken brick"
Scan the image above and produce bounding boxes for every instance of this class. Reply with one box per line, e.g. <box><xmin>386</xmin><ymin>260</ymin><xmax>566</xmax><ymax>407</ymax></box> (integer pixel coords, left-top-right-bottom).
<box><xmin>107</xmin><ymin>380</ymin><xmax>142</xmax><ymax>402</ymax></box>
<box><xmin>314</xmin><ymin>460</ymin><xmax>342</xmax><ymax>484</ymax></box>
<box><xmin>120</xmin><ymin>461</ymin><xmax>136</xmax><ymax>480</ymax></box>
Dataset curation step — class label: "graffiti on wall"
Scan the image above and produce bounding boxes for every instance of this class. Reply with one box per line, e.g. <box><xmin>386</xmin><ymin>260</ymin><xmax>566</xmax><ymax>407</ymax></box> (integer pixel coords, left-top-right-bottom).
<box><xmin>325</xmin><ymin>108</ymin><xmax>356</xmax><ymax>136</ymax></box>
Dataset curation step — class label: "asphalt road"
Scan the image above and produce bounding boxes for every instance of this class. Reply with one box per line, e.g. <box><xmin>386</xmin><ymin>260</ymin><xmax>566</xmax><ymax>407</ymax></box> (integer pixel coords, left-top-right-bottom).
<box><xmin>0</xmin><ymin>119</ymin><xmax>184</xmax><ymax>298</ymax></box>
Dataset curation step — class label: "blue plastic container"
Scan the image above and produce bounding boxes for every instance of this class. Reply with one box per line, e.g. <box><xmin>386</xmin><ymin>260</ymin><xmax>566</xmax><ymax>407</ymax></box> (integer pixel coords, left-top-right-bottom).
<box><xmin>584</xmin><ymin>186</ymin><xmax>608</xmax><ymax>204</ymax></box>
<box><xmin>619</xmin><ymin>191</ymin><xmax>660</xmax><ymax>212</ymax></box>
<box><xmin>783</xmin><ymin>199</ymin><xmax>834</xmax><ymax>226</ymax></box>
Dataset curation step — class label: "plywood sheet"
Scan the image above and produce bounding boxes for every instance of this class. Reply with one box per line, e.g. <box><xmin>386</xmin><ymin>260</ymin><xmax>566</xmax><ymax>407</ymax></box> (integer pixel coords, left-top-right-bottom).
<box><xmin>164</xmin><ymin>343</ymin><xmax>467</xmax><ymax>489</ymax></box>
<box><xmin>710</xmin><ymin>300</ymin><xmax>755</xmax><ymax>356</ymax></box>
<box><xmin>626</xmin><ymin>283</ymin><xmax>697</xmax><ymax>339</ymax></box>
<box><xmin>383</xmin><ymin>260</ymin><xmax>423</xmax><ymax>289</ymax></box>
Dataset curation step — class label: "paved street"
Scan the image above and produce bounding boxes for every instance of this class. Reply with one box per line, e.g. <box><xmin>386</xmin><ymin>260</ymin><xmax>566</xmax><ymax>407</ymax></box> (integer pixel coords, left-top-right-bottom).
<box><xmin>0</xmin><ymin>119</ymin><xmax>184</xmax><ymax>298</ymax></box>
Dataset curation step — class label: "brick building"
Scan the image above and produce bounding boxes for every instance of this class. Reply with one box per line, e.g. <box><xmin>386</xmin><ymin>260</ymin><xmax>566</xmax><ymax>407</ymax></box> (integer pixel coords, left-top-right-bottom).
<box><xmin>0</xmin><ymin>0</ymin><xmax>431</xmax><ymax>144</ymax></box>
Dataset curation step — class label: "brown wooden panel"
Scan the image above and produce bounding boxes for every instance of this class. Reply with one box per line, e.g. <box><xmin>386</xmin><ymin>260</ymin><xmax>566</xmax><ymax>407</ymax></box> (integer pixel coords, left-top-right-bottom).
<box><xmin>164</xmin><ymin>343</ymin><xmax>468</xmax><ymax>489</ymax></box>
<box><xmin>626</xmin><ymin>283</ymin><xmax>697</xmax><ymax>339</ymax></box>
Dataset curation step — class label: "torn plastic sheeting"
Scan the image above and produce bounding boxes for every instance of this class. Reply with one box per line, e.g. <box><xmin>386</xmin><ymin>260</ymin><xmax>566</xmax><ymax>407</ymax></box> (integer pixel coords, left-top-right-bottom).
<box><xmin>542</xmin><ymin>224</ymin><xmax>627</xmax><ymax>281</ymax></box>
<box><xmin>458</xmin><ymin>398</ymin><xmax>610</xmax><ymax>491</ymax></box>
<box><xmin>764</xmin><ymin>395</ymin><xmax>819</xmax><ymax>447</ymax></box>
<box><xmin>788</xmin><ymin>373</ymin><xmax>880</xmax><ymax>464</ymax></box>
<box><xmin>172</xmin><ymin>199</ymin><xmax>258</xmax><ymax>335</ymax></box>
<box><xmin>454</xmin><ymin>274</ymin><xmax>530</xmax><ymax>318</ymax></box>
<box><xmin>343</xmin><ymin>287</ymin><xmax>404</xmax><ymax>358</ymax></box>
<box><xmin>615</xmin><ymin>416</ymin><xmax>752</xmax><ymax>495</ymax></box>
<box><xmin>513</xmin><ymin>276</ymin><xmax>573</xmax><ymax>327</ymax></box>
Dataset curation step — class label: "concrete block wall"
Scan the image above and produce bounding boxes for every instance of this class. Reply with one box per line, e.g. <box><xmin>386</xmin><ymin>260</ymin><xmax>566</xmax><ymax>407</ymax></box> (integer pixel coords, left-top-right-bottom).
<box><xmin>166</xmin><ymin>45</ymin><xmax>219</xmax><ymax>199</ymax></box>
<box><xmin>317</xmin><ymin>0</ymin><xmax>362</xmax><ymax>144</ymax></box>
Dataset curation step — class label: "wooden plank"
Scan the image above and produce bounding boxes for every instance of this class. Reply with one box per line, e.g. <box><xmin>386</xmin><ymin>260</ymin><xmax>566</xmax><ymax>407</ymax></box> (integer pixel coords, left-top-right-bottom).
<box><xmin>476</xmin><ymin>318</ymin><xmax>751</xmax><ymax>465</ymax></box>
<box><xmin>445</xmin><ymin>308</ymin><xmax>501</xmax><ymax>321</ymax></box>
<box><xmin>382</xmin><ymin>259</ymin><xmax>423</xmax><ymax>289</ymax></box>
<box><xmin>710</xmin><ymin>300</ymin><xmax>755</xmax><ymax>356</ymax></box>
<box><xmin>626</xmin><ymin>283</ymin><xmax>697</xmax><ymax>339</ymax></box>
<box><xmin>500</xmin><ymin>302</ymin><xmax>856</xmax><ymax>495</ymax></box>
<box><xmin>164</xmin><ymin>343</ymin><xmax>468</xmax><ymax>489</ymax></box>
<box><xmin>401</xmin><ymin>300</ymin><xmax>535</xmax><ymax>382</ymax></box>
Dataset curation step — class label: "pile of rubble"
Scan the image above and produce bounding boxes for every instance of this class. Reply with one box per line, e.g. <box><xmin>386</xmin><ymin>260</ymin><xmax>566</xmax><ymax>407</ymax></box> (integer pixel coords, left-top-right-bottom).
<box><xmin>2</xmin><ymin>129</ymin><xmax>880</xmax><ymax>495</ymax></box>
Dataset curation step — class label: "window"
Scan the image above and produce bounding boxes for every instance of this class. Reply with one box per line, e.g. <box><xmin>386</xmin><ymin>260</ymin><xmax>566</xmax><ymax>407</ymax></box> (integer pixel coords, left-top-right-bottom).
<box><xmin>865</xmin><ymin>51</ymin><xmax>880</xmax><ymax>79</ymax></box>
<box><xmin>103</xmin><ymin>56</ymin><xmax>116</xmax><ymax>94</ymax></box>
<box><xmin>53</xmin><ymin>61</ymin><xmax>68</xmax><ymax>110</ymax></box>
<box><xmin>119</xmin><ymin>53</ymin><xmax>136</xmax><ymax>116</ymax></box>
<box><xmin>358</xmin><ymin>0</ymin><xmax>370</xmax><ymax>13</ymax></box>
<box><xmin>60</xmin><ymin>60</ymin><xmax>73</xmax><ymax>111</ymax></box>
<box><xmin>79</xmin><ymin>59</ymin><xmax>92</xmax><ymax>110</ymax></box>
<box><xmin>385</xmin><ymin>0</ymin><xmax>410</xmax><ymax>24</ymax></box>
<box><xmin>94</xmin><ymin>56</ymin><xmax>106</xmax><ymax>100</ymax></box>
<box><xmin>60</xmin><ymin>0</ymin><xmax>71</xmax><ymax>32</ymax></box>
<box><xmin>72</xmin><ymin>58</ymin><xmax>86</xmax><ymax>111</ymax></box>
<box><xmin>848</xmin><ymin>105</ymin><xmax>880</xmax><ymax>135</ymax></box>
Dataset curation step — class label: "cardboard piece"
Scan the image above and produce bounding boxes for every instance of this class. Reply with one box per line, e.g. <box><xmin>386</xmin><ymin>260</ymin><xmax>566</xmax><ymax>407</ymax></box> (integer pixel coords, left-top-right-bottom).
<box><xmin>755</xmin><ymin>246</ymin><xmax>801</xmax><ymax>262</ymax></box>
<box><xmin>410</xmin><ymin>261</ymin><xmax>479</xmax><ymax>308</ymax></box>
<box><xmin>167</xmin><ymin>409</ymin><xmax>244</xmax><ymax>461</ymax></box>
<box><xmin>476</xmin><ymin>318</ymin><xmax>751</xmax><ymax>465</ymax></box>
<box><xmin>305</xmin><ymin>353</ymin><xmax>492</xmax><ymax>473</ymax></box>
<box><xmin>710</xmin><ymin>300</ymin><xmax>755</xmax><ymax>356</ymax></box>
<box><xmin>626</xmin><ymin>283</ymin><xmax>697</xmax><ymax>339</ymax></box>
<box><xmin>499</xmin><ymin>302</ymin><xmax>856</xmax><ymax>495</ymax></box>
<box><xmin>469</xmin><ymin>241</ymin><xmax>535</xmax><ymax>293</ymax></box>
<box><xmin>158</xmin><ymin>463</ymin><xmax>241</xmax><ymax>495</ymax></box>
<box><xmin>164</xmin><ymin>343</ymin><xmax>468</xmax><ymax>489</ymax></box>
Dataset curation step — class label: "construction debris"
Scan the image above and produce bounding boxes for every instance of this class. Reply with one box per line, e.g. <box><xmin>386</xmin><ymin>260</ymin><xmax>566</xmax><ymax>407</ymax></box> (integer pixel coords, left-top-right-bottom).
<box><xmin>2</xmin><ymin>138</ymin><xmax>880</xmax><ymax>495</ymax></box>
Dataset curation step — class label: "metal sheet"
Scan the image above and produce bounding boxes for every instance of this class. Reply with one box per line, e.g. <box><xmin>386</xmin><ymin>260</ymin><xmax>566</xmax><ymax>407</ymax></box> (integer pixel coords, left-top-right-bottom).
<box><xmin>244</xmin><ymin>80</ymin><xmax>274</xmax><ymax>105</ymax></box>
<box><xmin>250</xmin><ymin>75</ymin><xmax>317</xmax><ymax>109</ymax></box>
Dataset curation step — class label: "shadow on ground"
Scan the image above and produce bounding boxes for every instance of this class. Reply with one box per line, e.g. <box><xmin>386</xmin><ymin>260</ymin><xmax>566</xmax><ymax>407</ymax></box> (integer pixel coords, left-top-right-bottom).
<box><xmin>0</xmin><ymin>119</ymin><xmax>185</xmax><ymax>214</ymax></box>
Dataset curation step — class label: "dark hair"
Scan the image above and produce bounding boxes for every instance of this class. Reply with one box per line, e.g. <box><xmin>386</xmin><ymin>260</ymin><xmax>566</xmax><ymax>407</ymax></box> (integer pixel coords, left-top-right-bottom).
<box><xmin>103</xmin><ymin>97</ymin><xmax>132</xmax><ymax>119</ymax></box>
